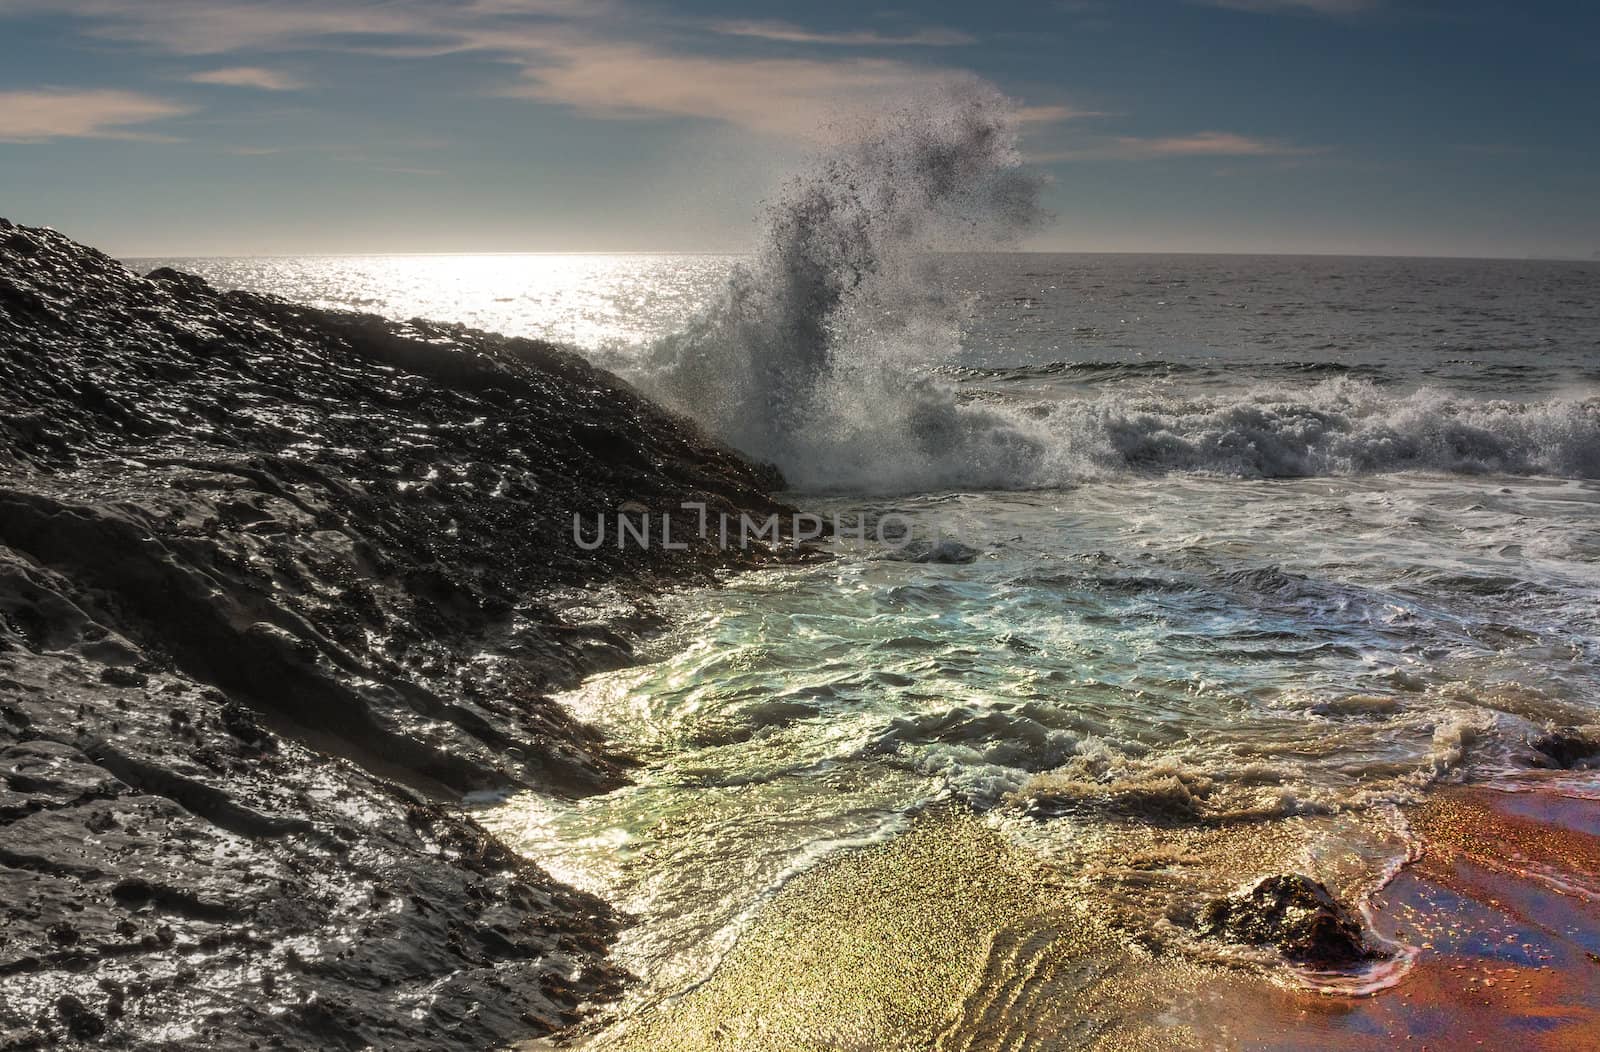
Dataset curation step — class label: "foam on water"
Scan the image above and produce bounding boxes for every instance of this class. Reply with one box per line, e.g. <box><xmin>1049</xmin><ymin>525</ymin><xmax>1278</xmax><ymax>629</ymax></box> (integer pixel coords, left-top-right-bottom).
<box><xmin>634</xmin><ymin>79</ymin><xmax>1053</xmax><ymax>492</ymax></box>
<box><xmin>626</xmin><ymin>82</ymin><xmax>1600</xmax><ymax>492</ymax></box>
<box><xmin>485</xmin><ymin>474</ymin><xmax>1600</xmax><ymax>1006</ymax></box>
<box><xmin>131</xmin><ymin>78</ymin><xmax>1600</xmax><ymax>1015</ymax></box>
<box><xmin>1025</xmin><ymin>377</ymin><xmax>1600</xmax><ymax>483</ymax></box>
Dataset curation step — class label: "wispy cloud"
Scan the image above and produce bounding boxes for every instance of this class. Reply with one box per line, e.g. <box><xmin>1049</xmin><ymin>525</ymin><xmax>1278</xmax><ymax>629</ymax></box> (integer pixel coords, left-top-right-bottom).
<box><xmin>504</xmin><ymin>42</ymin><xmax>962</xmax><ymax>139</ymax></box>
<box><xmin>1120</xmin><ymin>131</ymin><xmax>1321</xmax><ymax>157</ymax></box>
<box><xmin>710</xmin><ymin>20</ymin><xmax>975</xmax><ymax>47</ymax></box>
<box><xmin>6</xmin><ymin>1</ymin><xmax>452</xmax><ymax>55</ymax></box>
<box><xmin>0</xmin><ymin>2</ymin><xmax>1069</xmax><ymax>140</ymax></box>
<box><xmin>1201</xmin><ymin>0</ymin><xmax>1378</xmax><ymax>14</ymax></box>
<box><xmin>0</xmin><ymin>88</ymin><xmax>190</xmax><ymax>142</ymax></box>
<box><xmin>0</xmin><ymin>1</ymin><xmax>610</xmax><ymax>54</ymax></box>
<box><xmin>1452</xmin><ymin>143</ymin><xmax>1529</xmax><ymax>156</ymax></box>
<box><xmin>1016</xmin><ymin>104</ymin><xmax>1109</xmax><ymax>124</ymax></box>
<box><xmin>187</xmin><ymin>66</ymin><xmax>304</xmax><ymax>90</ymax></box>
<box><xmin>1037</xmin><ymin>131</ymin><xmax>1323</xmax><ymax>161</ymax></box>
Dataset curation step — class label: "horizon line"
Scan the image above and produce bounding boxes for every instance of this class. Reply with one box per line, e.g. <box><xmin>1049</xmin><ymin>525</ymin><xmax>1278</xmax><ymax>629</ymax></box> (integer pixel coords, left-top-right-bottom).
<box><xmin>112</xmin><ymin>248</ymin><xmax>1600</xmax><ymax>264</ymax></box>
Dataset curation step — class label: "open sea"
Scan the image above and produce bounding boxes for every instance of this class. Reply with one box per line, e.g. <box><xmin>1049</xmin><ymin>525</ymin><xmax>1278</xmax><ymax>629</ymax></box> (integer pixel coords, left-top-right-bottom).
<box><xmin>125</xmin><ymin>246</ymin><xmax>1600</xmax><ymax>1022</ymax></box>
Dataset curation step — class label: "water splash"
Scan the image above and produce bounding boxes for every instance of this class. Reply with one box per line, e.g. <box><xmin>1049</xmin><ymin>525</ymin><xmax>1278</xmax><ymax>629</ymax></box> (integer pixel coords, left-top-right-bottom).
<box><xmin>634</xmin><ymin>81</ymin><xmax>1600</xmax><ymax>492</ymax></box>
<box><xmin>638</xmin><ymin>78</ymin><xmax>1050</xmax><ymax>492</ymax></box>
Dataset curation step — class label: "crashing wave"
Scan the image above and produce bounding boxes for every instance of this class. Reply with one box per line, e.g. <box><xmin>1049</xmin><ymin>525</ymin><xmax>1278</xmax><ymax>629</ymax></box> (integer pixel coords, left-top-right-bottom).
<box><xmin>634</xmin><ymin>77</ymin><xmax>1049</xmax><ymax>492</ymax></box>
<box><xmin>1029</xmin><ymin>378</ymin><xmax>1600</xmax><ymax>483</ymax></box>
<box><xmin>632</xmin><ymin>79</ymin><xmax>1598</xmax><ymax>492</ymax></box>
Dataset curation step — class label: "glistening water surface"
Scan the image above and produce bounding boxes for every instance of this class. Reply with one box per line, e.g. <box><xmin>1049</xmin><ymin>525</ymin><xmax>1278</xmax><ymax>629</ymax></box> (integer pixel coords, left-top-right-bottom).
<box><xmin>482</xmin><ymin>474</ymin><xmax>1600</xmax><ymax>1006</ymax></box>
<box><xmin>127</xmin><ymin>192</ymin><xmax>1600</xmax><ymax>1031</ymax></box>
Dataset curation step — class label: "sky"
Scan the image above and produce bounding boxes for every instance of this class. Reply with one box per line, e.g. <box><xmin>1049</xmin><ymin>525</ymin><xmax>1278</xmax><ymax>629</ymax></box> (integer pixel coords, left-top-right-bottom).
<box><xmin>0</xmin><ymin>0</ymin><xmax>1596</xmax><ymax>258</ymax></box>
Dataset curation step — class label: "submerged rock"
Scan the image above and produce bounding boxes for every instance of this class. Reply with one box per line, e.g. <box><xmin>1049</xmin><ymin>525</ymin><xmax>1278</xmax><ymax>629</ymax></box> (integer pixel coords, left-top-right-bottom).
<box><xmin>876</xmin><ymin>538</ymin><xmax>981</xmax><ymax>564</ymax></box>
<box><xmin>0</xmin><ymin>219</ymin><xmax>789</xmax><ymax>1049</ymax></box>
<box><xmin>1529</xmin><ymin>728</ymin><xmax>1600</xmax><ymax>769</ymax></box>
<box><xmin>1198</xmin><ymin>873</ymin><xmax>1380</xmax><ymax>970</ymax></box>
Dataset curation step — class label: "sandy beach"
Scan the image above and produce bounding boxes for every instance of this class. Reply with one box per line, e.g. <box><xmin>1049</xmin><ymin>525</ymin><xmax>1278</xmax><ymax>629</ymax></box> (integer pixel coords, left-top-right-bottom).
<box><xmin>565</xmin><ymin>786</ymin><xmax>1600</xmax><ymax>1050</ymax></box>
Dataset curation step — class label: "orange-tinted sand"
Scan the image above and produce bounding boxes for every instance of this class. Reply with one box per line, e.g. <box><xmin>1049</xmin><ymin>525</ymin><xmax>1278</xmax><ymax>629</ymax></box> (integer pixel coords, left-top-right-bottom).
<box><xmin>561</xmin><ymin>788</ymin><xmax>1600</xmax><ymax>1050</ymax></box>
<box><xmin>1172</xmin><ymin>787</ymin><xmax>1600</xmax><ymax>1050</ymax></box>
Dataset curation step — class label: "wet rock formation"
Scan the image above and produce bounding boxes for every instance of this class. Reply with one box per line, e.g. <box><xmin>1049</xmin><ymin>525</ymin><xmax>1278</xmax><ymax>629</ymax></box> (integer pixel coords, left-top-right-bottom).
<box><xmin>1529</xmin><ymin>727</ymin><xmax>1600</xmax><ymax>770</ymax></box>
<box><xmin>0</xmin><ymin>219</ymin><xmax>787</xmax><ymax>1049</ymax></box>
<box><xmin>1197</xmin><ymin>873</ymin><xmax>1380</xmax><ymax>970</ymax></box>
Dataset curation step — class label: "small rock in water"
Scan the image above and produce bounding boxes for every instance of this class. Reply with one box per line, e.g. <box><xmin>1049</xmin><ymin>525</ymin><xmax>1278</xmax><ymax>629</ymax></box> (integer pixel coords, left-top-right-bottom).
<box><xmin>876</xmin><ymin>539</ymin><xmax>979</xmax><ymax>564</ymax></box>
<box><xmin>1529</xmin><ymin>728</ymin><xmax>1600</xmax><ymax>769</ymax></box>
<box><xmin>1198</xmin><ymin>873</ymin><xmax>1380</xmax><ymax>969</ymax></box>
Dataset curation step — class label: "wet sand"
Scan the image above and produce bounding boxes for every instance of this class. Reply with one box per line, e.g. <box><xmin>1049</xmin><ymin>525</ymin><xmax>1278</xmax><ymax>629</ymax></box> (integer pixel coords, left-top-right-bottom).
<box><xmin>568</xmin><ymin>787</ymin><xmax>1600</xmax><ymax>1050</ymax></box>
<box><xmin>1148</xmin><ymin>786</ymin><xmax>1600</xmax><ymax>1050</ymax></box>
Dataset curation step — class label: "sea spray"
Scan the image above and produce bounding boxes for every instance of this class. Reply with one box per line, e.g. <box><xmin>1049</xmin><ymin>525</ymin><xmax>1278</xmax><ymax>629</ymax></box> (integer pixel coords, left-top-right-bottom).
<box><xmin>639</xmin><ymin>78</ymin><xmax>1052</xmax><ymax>492</ymax></box>
<box><xmin>634</xmin><ymin>83</ymin><xmax>1600</xmax><ymax>491</ymax></box>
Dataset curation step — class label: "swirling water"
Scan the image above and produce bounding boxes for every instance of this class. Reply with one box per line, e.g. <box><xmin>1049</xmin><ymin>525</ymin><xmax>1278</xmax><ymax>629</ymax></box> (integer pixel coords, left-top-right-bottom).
<box><xmin>128</xmin><ymin>198</ymin><xmax>1600</xmax><ymax>1013</ymax></box>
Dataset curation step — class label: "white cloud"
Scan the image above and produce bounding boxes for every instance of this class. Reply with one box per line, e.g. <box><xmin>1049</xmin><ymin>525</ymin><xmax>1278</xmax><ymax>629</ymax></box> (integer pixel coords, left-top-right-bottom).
<box><xmin>1036</xmin><ymin>131</ymin><xmax>1322</xmax><ymax>161</ymax></box>
<box><xmin>710</xmin><ymin>20</ymin><xmax>975</xmax><ymax>47</ymax></box>
<box><xmin>0</xmin><ymin>88</ymin><xmax>190</xmax><ymax>142</ymax></box>
<box><xmin>187</xmin><ymin>66</ymin><xmax>304</xmax><ymax>90</ymax></box>
<box><xmin>1016</xmin><ymin>104</ymin><xmax>1109</xmax><ymax>124</ymax></box>
<box><xmin>1119</xmin><ymin>131</ymin><xmax>1319</xmax><ymax>157</ymax></box>
<box><xmin>0</xmin><ymin>2</ymin><xmax>1085</xmax><ymax>140</ymax></box>
<box><xmin>8</xmin><ymin>1</ymin><xmax>450</xmax><ymax>54</ymax></box>
<box><xmin>0</xmin><ymin>0</ymin><xmax>609</xmax><ymax>54</ymax></box>
<box><xmin>505</xmin><ymin>42</ymin><xmax>962</xmax><ymax>140</ymax></box>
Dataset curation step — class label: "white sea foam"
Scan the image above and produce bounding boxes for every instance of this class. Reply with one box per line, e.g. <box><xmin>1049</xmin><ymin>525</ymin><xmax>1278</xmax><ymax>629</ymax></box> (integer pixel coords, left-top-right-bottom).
<box><xmin>1026</xmin><ymin>378</ymin><xmax>1600</xmax><ymax>485</ymax></box>
<box><xmin>634</xmin><ymin>78</ymin><xmax>1600</xmax><ymax>493</ymax></box>
<box><xmin>635</xmin><ymin>78</ymin><xmax>1051</xmax><ymax>492</ymax></box>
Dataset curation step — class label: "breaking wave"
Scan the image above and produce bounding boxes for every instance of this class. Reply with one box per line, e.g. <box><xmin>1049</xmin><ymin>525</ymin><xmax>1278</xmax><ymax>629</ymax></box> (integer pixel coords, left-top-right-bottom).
<box><xmin>633</xmin><ymin>79</ymin><xmax>1600</xmax><ymax>492</ymax></box>
<box><xmin>634</xmin><ymin>77</ymin><xmax>1049</xmax><ymax>492</ymax></box>
<box><xmin>1028</xmin><ymin>379</ymin><xmax>1600</xmax><ymax>483</ymax></box>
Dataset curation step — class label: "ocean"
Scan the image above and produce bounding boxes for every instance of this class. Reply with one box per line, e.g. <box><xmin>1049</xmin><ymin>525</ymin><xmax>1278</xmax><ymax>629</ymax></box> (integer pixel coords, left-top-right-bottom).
<box><xmin>121</xmin><ymin>109</ymin><xmax>1600</xmax><ymax>1032</ymax></box>
<box><xmin>127</xmin><ymin>246</ymin><xmax>1600</xmax><ymax>1009</ymax></box>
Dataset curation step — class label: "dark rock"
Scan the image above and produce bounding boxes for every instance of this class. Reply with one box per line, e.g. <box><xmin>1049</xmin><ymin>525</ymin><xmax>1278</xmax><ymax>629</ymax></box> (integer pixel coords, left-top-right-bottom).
<box><xmin>47</xmin><ymin>921</ymin><xmax>81</xmax><ymax>946</ymax></box>
<box><xmin>1530</xmin><ymin>728</ymin><xmax>1600</xmax><ymax>769</ymax></box>
<box><xmin>54</xmin><ymin>997</ymin><xmax>104</xmax><ymax>1041</ymax></box>
<box><xmin>219</xmin><ymin>700</ymin><xmax>275</xmax><ymax>752</ymax></box>
<box><xmin>876</xmin><ymin>539</ymin><xmax>980</xmax><ymax>564</ymax></box>
<box><xmin>98</xmin><ymin>666</ymin><xmax>148</xmax><ymax>688</ymax></box>
<box><xmin>1198</xmin><ymin>873</ymin><xmax>1381</xmax><ymax>969</ymax></box>
<box><xmin>0</xmin><ymin>218</ymin><xmax>792</xmax><ymax>1050</ymax></box>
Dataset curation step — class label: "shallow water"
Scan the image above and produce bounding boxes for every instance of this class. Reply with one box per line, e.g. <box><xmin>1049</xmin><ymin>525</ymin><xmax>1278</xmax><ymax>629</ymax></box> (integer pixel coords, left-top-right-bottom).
<box><xmin>481</xmin><ymin>475</ymin><xmax>1600</xmax><ymax>1002</ymax></box>
<box><xmin>128</xmin><ymin>249</ymin><xmax>1600</xmax><ymax>1015</ymax></box>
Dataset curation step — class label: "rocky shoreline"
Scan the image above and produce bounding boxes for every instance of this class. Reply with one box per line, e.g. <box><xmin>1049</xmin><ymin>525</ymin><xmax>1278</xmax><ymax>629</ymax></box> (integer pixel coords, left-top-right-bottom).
<box><xmin>0</xmin><ymin>219</ymin><xmax>789</xmax><ymax>1050</ymax></box>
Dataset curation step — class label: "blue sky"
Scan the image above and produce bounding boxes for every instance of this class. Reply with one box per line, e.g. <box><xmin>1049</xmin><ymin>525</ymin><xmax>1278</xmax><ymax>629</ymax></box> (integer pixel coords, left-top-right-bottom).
<box><xmin>0</xmin><ymin>0</ymin><xmax>1595</xmax><ymax>257</ymax></box>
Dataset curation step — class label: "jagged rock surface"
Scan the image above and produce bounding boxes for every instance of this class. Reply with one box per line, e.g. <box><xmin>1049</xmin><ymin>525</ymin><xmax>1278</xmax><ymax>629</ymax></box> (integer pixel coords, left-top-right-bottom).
<box><xmin>1198</xmin><ymin>873</ymin><xmax>1381</xmax><ymax>970</ymax></box>
<box><xmin>0</xmin><ymin>218</ymin><xmax>787</xmax><ymax>1049</ymax></box>
<box><xmin>1529</xmin><ymin>727</ymin><xmax>1600</xmax><ymax>770</ymax></box>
